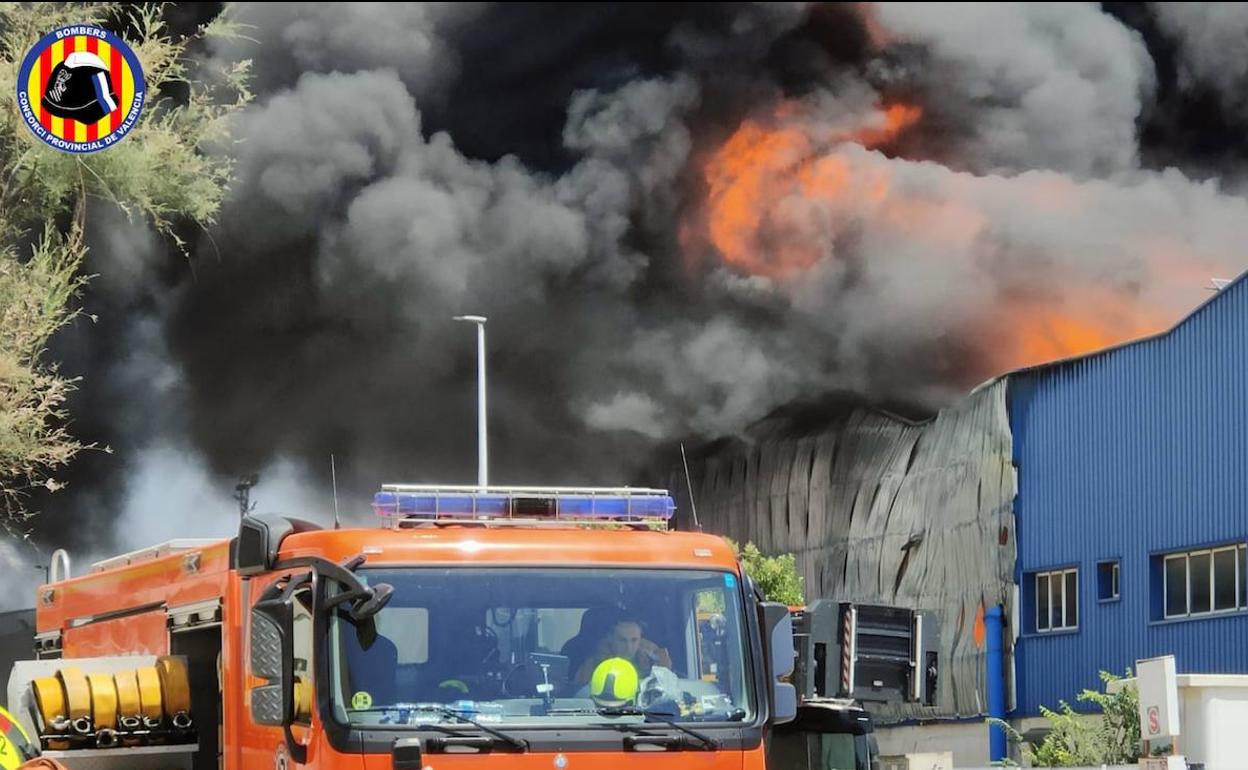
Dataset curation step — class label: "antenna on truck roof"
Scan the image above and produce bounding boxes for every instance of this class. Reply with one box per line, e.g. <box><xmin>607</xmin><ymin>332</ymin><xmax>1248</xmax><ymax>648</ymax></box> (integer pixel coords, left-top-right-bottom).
<box><xmin>453</xmin><ymin>314</ymin><xmax>489</xmax><ymax>488</ymax></box>
<box><xmin>681</xmin><ymin>443</ymin><xmax>701</xmax><ymax>531</ymax></box>
<box><xmin>331</xmin><ymin>454</ymin><xmax>341</xmax><ymax>530</ymax></box>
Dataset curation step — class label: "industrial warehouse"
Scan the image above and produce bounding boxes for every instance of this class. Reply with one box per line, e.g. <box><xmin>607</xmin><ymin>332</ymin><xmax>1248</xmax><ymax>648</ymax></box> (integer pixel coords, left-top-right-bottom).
<box><xmin>6</xmin><ymin>273</ymin><xmax>1243</xmax><ymax>767</ymax></box>
<box><xmin>682</xmin><ymin>272</ymin><xmax>1248</xmax><ymax>765</ymax></box>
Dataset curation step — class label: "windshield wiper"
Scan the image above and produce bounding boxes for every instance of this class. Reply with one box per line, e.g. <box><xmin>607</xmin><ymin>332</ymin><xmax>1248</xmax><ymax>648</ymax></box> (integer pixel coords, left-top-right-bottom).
<box><xmin>594</xmin><ymin>706</ymin><xmax>720</xmax><ymax>751</ymax></box>
<box><xmin>350</xmin><ymin>704</ymin><xmax>528</xmax><ymax>752</ymax></box>
<box><xmin>430</xmin><ymin>707</ymin><xmax>528</xmax><ymax>751</ymax></box>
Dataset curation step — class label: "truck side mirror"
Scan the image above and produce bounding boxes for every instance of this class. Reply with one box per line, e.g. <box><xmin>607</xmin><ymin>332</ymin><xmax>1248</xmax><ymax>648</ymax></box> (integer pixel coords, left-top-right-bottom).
<box><xmin>250</xmin><ymin>599</ymin><xmax>294</xmax><ymax>727</ymax></box>
<box><xmin>760</xmin><ymin>602</ymin><xmax>798</xmax><ymax>725</ymax></box>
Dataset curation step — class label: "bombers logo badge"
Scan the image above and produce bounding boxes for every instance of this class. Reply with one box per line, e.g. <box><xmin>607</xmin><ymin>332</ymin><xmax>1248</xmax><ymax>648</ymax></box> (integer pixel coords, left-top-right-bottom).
<box><xmin>16</xmin><ymin>24</ymin><xmax>146</xmax><ymax>154</ymax></box>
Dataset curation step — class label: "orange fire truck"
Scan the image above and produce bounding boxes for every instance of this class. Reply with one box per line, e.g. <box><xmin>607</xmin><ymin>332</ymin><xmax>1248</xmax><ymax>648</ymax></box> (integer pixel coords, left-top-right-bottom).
<box><xmin>7</xmin><ymin>485</ymin><xmax>798</xmax><ymax>769</ymax></box>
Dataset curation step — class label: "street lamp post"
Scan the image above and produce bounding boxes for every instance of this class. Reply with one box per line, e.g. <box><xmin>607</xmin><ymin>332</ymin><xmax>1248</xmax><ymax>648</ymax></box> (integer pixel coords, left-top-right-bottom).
<box><xmin>453</xmin><ymin>315</ymin><xmax>488</xmax><ymax>488</ymax></box>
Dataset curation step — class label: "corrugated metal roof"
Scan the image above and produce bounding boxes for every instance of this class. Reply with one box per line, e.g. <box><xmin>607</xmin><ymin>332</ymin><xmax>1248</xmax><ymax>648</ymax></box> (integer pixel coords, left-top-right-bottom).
<box><xmin>1008</xmin><ymin>272</ymin><xmax>1248</xmax><ymax>715</ymax></box>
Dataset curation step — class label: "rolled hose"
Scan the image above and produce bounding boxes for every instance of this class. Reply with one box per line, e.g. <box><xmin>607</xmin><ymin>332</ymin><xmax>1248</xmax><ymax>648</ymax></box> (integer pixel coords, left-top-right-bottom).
<box><xmin>28</xmin><ymin>659</ymin><xmax>195</xmax><ymax>742</ymax></box>
<box><xmin>293</xmin><ymin>676</ymin><xmax>312</xmax><ymax>723</ymax></box>
<box><xmin>86</xmin><ymin>673</ymin><xmax>118</xmax><ymax>731</ymax></box>
<box><xmin>31</xmin><ymin>676</ymin><xmax>66</xmax><ymax>732</ymax></box>
<box><xmin>156</xmin><ymin>657</ymin><xmax>192</xmax><ymax>729</ymax></box>
<box><xmin>56</xmin><ymin>667</ymin><xmax>92</xmax><ymax>735</ymax></box>
<box><xmin>135</xmin><ymin>666</ymin><xmax>164</xmax><ymax>727</ymax></box>
<box><xmin>113</xmin><ymin>670</ymin><xmax>142</xmax><ymax>729</ymax></box>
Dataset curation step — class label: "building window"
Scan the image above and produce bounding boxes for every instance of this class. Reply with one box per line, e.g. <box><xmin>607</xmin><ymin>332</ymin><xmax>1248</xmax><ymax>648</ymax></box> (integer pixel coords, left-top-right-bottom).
<box><xmin>1162</xmin><ymin>544</ymin><xmax>1247</xmax><ymax>619</ymax></box>
<box><xmin>1097</xmin><ymin>561</ymin><xmax>1120</xmax><ymax>601</ymax></box>
<box><xmin>1035</xmin><ymin>569</ymin><xmax>1078</xmax><ymax>632</ymax></box>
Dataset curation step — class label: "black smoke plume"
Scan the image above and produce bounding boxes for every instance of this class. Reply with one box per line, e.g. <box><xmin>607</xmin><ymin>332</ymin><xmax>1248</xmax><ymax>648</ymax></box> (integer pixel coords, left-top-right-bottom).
<box><xmin>7</xmin><ymin>3</ymin><xmax>1248</xmax><ymax>605</ymax></box>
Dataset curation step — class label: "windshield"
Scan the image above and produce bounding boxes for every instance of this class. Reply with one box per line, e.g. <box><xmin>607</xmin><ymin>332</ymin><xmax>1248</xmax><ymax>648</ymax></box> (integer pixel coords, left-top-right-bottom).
<box><xmin>328</xmin><ymin>567</ymin><xmax>755</xmax><ymax>727</ymax></box>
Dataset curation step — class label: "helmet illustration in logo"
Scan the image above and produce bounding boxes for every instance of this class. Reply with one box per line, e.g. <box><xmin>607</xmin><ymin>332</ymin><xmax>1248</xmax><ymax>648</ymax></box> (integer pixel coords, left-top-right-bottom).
<box><xmin>16</xmin><ymin>25</ymin><xmax>147</xmax><ymax>154</ymax></box>
<box><xmin>41</xmin><ymin>51</ymin><xmax>118</xmax><ymax>124</ymax></box>
<box><xmin>589</xmin><ymin>657</ymin><xmax>639</xmax><ymax>707</ymax></box>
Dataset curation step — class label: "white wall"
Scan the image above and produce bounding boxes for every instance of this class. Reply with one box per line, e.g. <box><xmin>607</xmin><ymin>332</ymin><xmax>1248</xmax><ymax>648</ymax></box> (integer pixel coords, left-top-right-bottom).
<box><xmin>1176</xmin><ymin>675</ymin><xmax>1248</xmax><ymax>766</ymax></box>
<box><xmin>875</xmin><ymin>722</ymin><xmax>989</xmax><ymax>767</ymax></box>
<box><xmin>876</xmin><ymin>715</ymin><xmax>1098</xmax><ymax>768</ymax></box>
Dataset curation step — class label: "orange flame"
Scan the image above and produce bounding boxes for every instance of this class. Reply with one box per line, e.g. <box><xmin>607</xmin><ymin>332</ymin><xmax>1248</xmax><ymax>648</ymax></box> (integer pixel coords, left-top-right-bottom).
<box><xmin>702</xmin><ymin>102</ymin><xmax>922</xmax><ymax>278</ymax></box>
<box><xmin>990</xmin><ymin>292</ymin><xmax>1171</xmax><ymax>376</ymax></box>
<box><xmin>693</xmin><ymin>101</ymin><xmax>1212</xmax><ymax>373</ymax></box>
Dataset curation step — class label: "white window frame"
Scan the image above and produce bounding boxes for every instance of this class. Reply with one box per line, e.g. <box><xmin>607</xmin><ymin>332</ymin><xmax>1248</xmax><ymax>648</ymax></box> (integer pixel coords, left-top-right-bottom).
<box><xmin>1163</xmin><ymin>544</ymin><xmax>1246</xmax><ymax>620</ymax></box>
<box><xmin>1034</xmin><ymin>569</ymin><xmax>1078</xmax><ymax>632</ymax></box>
<box><xmin>1097</xmin><ymin>560</ymin><xmax>1120</xmax><ymax>601</ymax></box>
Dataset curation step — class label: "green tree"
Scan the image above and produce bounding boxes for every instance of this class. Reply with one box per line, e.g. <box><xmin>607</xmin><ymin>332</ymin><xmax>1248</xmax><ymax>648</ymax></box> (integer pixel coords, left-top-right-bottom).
<box><xmin>992</xmin><ymin>669</ymin><xmax>1140</xmax><ymax>767</ymax></box>
<box><xmin>0</xmin><ymin>4</ymin><xmax>250</xmax><ymax>532</ymax></box>
<box><xmin>713</xmin><ymin>539</ymin><xmax>805</xmax><ymax>606</ymax></box>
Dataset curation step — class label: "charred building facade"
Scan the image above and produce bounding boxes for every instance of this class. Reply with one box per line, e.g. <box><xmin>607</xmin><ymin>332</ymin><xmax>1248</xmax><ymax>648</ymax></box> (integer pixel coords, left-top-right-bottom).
<box><xmin>680</xmin><ymin>272</ymin><xmax>1248</xmax><ymax>764</ymax></box>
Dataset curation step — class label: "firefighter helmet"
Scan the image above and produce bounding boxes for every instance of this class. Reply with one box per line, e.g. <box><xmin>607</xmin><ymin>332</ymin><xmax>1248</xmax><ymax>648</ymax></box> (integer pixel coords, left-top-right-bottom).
<box><xmin>589</xmin><ymin>657</ymin><xmax>639</xmax><ymax>707</ymax></box>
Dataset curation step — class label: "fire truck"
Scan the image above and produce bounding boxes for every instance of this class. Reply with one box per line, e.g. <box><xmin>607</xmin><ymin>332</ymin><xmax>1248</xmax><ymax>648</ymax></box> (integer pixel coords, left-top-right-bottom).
<box><xmin>6</xmin><ymin>485</ymin><xmax>800</xmax><ymax>769</ymax></box>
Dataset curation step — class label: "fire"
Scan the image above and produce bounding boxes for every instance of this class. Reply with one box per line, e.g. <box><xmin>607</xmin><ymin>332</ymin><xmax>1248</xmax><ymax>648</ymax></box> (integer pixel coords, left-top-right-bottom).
<box><xmin>990</xmin><ymin>292</ymin><xmax>1172</xmax><ymax>375</ymax></box>
<box><xmin>857</xmin><ymin>104</ymin><xmax>923</xmax><ymax>148</ymax></box>
<box><xmin>701</xmin><ymin>102</ymin><xmax>922</xmax><ymax>278</ymax></box>
<box><xmin>692</xmin><ymin>100</ymin><xmax>1216</xmax><ymax>374</ymax></box>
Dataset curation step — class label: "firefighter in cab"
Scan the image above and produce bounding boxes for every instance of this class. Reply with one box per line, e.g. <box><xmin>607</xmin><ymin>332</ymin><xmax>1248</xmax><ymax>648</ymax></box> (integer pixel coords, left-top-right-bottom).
<box><xmin>0</xmin><ymin>705</ymin><xmax>40</xmax><ymax>770</ymax></box>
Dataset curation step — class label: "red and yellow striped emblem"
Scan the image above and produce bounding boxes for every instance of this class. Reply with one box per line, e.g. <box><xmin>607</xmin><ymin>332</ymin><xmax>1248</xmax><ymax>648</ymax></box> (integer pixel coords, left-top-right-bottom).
<box><xmin>16</xmin><ymin>25</ymin><xmax>146</xmax><ymax>154</ymax></box>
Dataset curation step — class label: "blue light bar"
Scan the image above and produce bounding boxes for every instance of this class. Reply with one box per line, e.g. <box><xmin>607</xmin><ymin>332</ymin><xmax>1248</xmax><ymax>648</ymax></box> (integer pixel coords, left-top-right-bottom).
<box><xmin>372</xmin><ymin>485</ymin><xmax>676</xmax><ymax>525</ymax></box>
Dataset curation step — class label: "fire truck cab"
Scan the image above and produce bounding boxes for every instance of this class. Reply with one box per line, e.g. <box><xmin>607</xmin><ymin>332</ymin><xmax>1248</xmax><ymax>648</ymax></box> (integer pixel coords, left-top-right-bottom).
<box><xmin>13</xmin><ymin>485</ymin><xmax>798</xmax><ymax>769</ymax></box>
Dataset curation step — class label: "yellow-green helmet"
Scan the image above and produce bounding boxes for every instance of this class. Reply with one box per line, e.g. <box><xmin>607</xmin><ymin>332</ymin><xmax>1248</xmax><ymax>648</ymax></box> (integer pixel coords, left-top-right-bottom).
<box><xmin>589</xmin><ymin>657</ymin><xmax>639</xmax><ymax>706</ymax></box>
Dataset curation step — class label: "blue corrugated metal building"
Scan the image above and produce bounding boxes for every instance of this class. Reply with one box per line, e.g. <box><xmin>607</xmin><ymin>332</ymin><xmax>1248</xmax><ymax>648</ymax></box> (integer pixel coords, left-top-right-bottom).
<box><xmin>1007</xmin><ymin>273</ymin><xmax>1248</xmax><ymax>716</ymax></box>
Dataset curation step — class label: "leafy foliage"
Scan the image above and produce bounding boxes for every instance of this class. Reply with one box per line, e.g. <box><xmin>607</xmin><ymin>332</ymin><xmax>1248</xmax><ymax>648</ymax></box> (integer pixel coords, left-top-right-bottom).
<box><xmin>0</xmin><ymin>3</ymin><xmax>251</xmax><ymax>531</ymax></box>
<box><xmin>991</xmin><ymin>669</ymin><xmax>1140</xmax><ymax>767</ymax></box>
<box><xmin>718</xmin><ymin>539</ymin><xmax>805</xmax><ymax>606</ymax></box>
